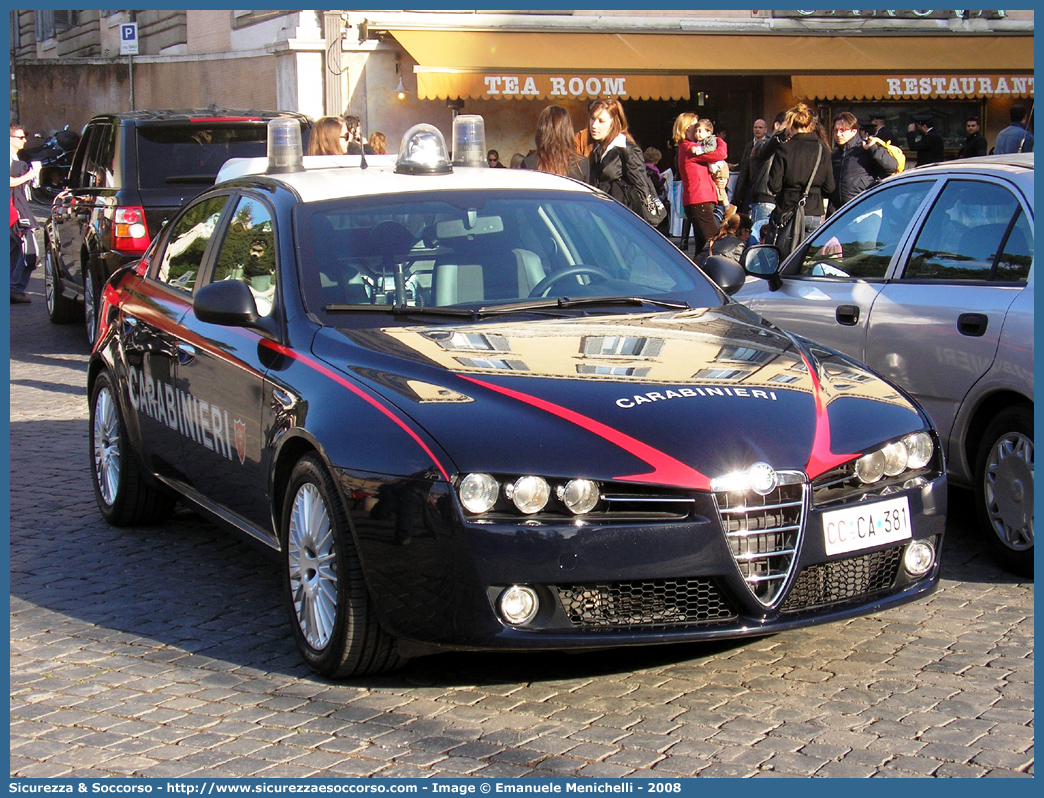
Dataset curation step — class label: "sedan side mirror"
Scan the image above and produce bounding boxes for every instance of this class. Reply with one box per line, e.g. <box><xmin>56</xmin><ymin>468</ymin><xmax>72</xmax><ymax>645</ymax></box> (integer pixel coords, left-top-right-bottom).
<box><xmin>701</xmin><ymin>255</ymin><xmax>747</xmax><ymax>296</ymax></box>
<box><xmin>742</xmin><ymin>244</ymin><xmax>783</xmax><ymax>291</ymax></box>
<box><xmin>193</xmin><ymin>279</ymin><xmax>262</xmax><ymax>328</ymax></box>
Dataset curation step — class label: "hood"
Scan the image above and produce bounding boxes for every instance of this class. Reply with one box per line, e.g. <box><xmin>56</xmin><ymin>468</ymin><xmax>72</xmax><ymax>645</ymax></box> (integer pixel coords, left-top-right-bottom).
<box><xmin>312</xmin><ymin>304</ymin><xmax>929</xmax><ymax>489</ymax></box>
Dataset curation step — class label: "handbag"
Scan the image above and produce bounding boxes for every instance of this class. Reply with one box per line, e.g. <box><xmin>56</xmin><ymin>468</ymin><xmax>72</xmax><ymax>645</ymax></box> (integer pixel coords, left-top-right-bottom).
<box><xmin>765</xmin><ymin>145</ymin><xmax>822</xmax><ymax>257</ymax></box>
<box><xmin>620</xmin><ymin>147</ymin><xmax>668</xmax><ymax>227</ymax></box>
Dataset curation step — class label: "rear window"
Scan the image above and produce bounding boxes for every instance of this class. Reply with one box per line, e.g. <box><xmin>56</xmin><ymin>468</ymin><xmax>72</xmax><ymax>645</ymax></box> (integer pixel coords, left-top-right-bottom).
<box><xmin>135</xmin><ymin>124</ymin><xmax>271</xmax><ymax>189</ymax></box>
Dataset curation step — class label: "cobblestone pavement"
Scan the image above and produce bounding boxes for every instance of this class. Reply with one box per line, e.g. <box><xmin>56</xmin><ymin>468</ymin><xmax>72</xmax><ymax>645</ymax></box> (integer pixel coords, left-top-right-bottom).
<box><xmin>9</xmin><ymin>260</ymin><xmax>1034</xmax><ymax>779</ymax></box>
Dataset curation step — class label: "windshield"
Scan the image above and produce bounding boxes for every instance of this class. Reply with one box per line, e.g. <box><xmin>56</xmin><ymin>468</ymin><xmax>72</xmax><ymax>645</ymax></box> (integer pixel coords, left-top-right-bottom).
<box><xmin>294</xmin><ymin>189</ymin><xmax>724</xmax><ymax>320</ymax></box>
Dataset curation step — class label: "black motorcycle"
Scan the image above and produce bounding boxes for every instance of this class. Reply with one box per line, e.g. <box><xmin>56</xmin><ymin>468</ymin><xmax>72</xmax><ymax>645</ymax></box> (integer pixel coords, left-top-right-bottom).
<box><xmin>18</xmin><ymin>125</ymin><xmax>81</xmax><ymax>206</ymax></box>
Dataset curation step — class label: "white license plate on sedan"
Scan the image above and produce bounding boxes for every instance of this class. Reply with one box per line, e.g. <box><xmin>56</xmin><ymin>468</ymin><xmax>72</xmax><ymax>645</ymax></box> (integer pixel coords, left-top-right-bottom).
<box><xmin>823</xmin><ymin>496</ymin><xmax>912</xmax><ymax>556</ymax></box>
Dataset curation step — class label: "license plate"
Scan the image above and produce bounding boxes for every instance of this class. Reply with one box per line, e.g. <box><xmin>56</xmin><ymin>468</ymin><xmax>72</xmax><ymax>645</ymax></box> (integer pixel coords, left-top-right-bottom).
<box><xmin>823</xmin><ymin>496</ymin><xmax>912</xmax><ymax>556</ymax></box>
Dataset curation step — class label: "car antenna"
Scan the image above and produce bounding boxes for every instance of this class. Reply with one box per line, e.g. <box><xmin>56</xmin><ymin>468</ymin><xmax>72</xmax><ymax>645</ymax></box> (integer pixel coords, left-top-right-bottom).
<box><xmin>359</xmin><ymin>128</ymin><xmax>368</xmax><ymax>170</ymax></box>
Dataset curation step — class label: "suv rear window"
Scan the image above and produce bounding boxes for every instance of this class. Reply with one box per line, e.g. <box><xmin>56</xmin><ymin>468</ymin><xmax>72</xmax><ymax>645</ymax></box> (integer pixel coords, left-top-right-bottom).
<box><xmin>135</xmin><ymin>124</ymin><xmax>270</xmax><ymax>189</ymax></box>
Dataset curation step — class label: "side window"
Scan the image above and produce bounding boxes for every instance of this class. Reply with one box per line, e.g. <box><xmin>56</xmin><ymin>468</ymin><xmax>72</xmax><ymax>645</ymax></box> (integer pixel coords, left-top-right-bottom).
<box><xmin>69</xmin><ymin>124</ymin><xmax>98</xmax><ymax>189</ymax></box>
<box><xmin>211</xmin><ymin>196</ymin><xmax>277</xmax><ymax>317</ymax></box>
<box><xmin>903</xmin><ymin>180</ymin><xmax>1020</xmax><ymax>281</ymax></box>
<box><xmin>994</xmin><ymin>209</ymin><xmax>1033</xmax><ymax>283</ymax></box>
<box><xmin>91</xmin><ymin>123</ymin><xmax>116</xmax><ymax>188</ymax></box>
<box><xmin>155</xmin><ymin>196</ymin><xmax>229</xmax><ymax>293</ymax></box>
<box><xmin>794</xmin><ymin>181</ymin><xmax>933</xmax><ymax>279</ymax></box>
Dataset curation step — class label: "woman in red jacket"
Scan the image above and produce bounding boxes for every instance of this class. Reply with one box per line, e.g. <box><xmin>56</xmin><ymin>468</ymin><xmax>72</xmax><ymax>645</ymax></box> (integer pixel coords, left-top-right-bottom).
<box><xmin>678</xmin><ymin>119</ymin><xmax>728</xmax><ymax>257</ymax></box>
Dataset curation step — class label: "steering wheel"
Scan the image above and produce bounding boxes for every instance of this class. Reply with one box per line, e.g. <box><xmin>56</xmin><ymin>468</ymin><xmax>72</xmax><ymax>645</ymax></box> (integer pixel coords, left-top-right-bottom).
<box><xmin>529</xmin><ymin>266</ymin><xmax>611</xmax><ymax>298</ymax></box>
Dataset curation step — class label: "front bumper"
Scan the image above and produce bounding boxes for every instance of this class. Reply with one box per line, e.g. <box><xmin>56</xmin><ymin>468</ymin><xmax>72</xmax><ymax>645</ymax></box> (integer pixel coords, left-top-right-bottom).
<box><xmin>339</xmin><ymin>470</ymin><xmax>946</xmax><ymax>652</ymax></box>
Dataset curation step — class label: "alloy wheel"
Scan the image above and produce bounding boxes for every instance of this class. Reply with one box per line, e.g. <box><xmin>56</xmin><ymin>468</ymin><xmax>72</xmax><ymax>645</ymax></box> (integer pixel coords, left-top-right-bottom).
<box><xmin>44</xmin><ymin>252</ymin><xmax>56</xmax><ymax>315</ymax></box>
<box><xmin>84</xmin><ymin>272</ymin><xmax>97</xmax><ymax>345</ymax></box>
<box><xmin>92</xmin><ymin>385</ymin><xmax>121</xmax><ymax>507</ymax></box>
<box><xmin>287</xmin><ymin>483</ymin><xmax>339</xmax><ymax>650</ymax></box>
<box><xmin>983</xmin><ymin>430</ymin><xmax>1034</xmax><ymax>551</ymax></box>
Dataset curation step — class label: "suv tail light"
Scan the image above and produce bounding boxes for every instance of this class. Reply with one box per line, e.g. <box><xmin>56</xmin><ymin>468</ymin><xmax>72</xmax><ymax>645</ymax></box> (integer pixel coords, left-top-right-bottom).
<box><xmin>112</xmin><ymin>206</ymin><xmax>150</xmax><ymax>253</ymax></box>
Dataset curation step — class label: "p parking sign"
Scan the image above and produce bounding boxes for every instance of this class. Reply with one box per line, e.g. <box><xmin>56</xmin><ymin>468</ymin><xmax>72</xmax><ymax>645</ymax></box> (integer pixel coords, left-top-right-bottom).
<box><xmin>119</xmin><ymin>22</ymin><xmax>138</xmax><ymax>55</ymax></box>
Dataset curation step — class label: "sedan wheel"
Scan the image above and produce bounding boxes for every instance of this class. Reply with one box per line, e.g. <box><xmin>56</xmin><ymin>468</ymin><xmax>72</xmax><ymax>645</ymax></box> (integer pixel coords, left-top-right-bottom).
<box><xmin>89</xmin><ymin>372</ymin><xmax>176</xmax><ymax>526</ymax></box>
<box><xmin>84</xmin><ymin>269</ymin><xmax>98</xmax><ymax>346</ymax></box>
<box><xmin>44</xmin><ymin>247</ymin><xmax>79</xmax><ymax>324</ymax></box>
<box><xmin>287</xmin><ymin>482</ymin><xmax>339</xmax><ymax>651</ymax></box>
<box><xmin>975</xmin><ymin>406</ymin><xmax>1034</xmax><ymax>577</ymax></box>
<box><xmin>280</xmin><ymin>454</ymin><xmax>404</xmax><ymax>677</ymax></box>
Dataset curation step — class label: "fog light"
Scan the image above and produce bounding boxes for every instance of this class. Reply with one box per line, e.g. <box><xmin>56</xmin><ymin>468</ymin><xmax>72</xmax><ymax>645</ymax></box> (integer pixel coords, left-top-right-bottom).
<box><xmin>459</xmin><ymin>473</ymin><xmax>499</xmax><ymax>514</ymax></box>
<box><xmin>903</xmin><ymin>539</ymin><xmax>935</xmax><ymax>576</ymax></box>
<box><xmin>498</xmin><ymin>585</ymin><xmax>539</xmax><ymax>626</ymax></box>
<box><xmin>559</xmin><ymin>479</ymin><xmax>600</xmax><ymax>514</ymax></box>
<box><xmin>507</xmin><ymin>476</ymin><xmax>550</xmax><ymax>514</ymax></box>
<box><xmin>903</xmin><ymin>432</ymin><xmax>934</xmax><ymax>469</ymax></box>
<box><xmin>855</xmin><ymin>450</ymin><xmax>885</xmax><ymax>483</ymax></box>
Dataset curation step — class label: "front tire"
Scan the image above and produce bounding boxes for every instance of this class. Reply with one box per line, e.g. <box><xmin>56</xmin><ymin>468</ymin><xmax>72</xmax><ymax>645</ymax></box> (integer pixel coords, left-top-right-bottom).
<box><xmin>281</xmin><ymin>455</ymin><xmax>405</xmax><ymax>677</ymax></box>
<box><xmin>44</xmin><ymin>246</ymin><xmax>79</xmax><ymax>324</ymax></box>
<box><xmin>89</xmin><ymin>371</ymin><xmax>176</xmax><ymax>526</ymax></box>
<box><xmin>974</xmin><ymin>406</ymin><xmax>1034</xmax><ymax>577</ymax></box>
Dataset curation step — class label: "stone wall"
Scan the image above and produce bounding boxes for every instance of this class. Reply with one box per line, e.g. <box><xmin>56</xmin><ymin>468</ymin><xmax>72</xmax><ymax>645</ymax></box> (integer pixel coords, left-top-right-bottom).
<box><xmin>14</xmin><ymin>56</ymin><xmax>279</xmax><ymax>137</ymax></box>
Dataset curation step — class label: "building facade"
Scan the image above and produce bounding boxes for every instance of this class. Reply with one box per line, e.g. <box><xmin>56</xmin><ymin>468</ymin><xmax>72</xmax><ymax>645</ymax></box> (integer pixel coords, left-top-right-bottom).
<box><xmin>11</xmin><ymin>9</ymin><xmax>1034</xmax><ymax>167</ymax></box>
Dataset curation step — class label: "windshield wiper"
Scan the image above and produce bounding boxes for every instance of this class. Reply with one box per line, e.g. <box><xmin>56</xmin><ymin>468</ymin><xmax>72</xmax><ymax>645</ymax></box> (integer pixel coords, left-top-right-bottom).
<box><xmin>473</xmin><ymin>296</ymin><xmax>691</xmax><ymax>316</ymax></box>
<box><xmin>323</xmin><ymin>296</ymin><xmax>691</xmax><ymax>318</ymax></box>
<box><xmin>324</xmin><ymin>303</ymin><xmax>478</xmax><ymax>318</ymax></box>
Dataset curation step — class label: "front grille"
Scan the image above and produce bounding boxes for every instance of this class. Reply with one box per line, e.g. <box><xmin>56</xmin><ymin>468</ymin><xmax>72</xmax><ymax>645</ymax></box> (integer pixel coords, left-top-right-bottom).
<box><xmin>713</xmin><ymin>474</ymin><xmax>807</xmax><ymax>606</ymax></box>
<box><xmin>780</xmin><ymin>545</ymin><xmax>904</xmax><ymax>612</ymax></box>
<box><xmin>556</xmin><ymin>578</ymin><xmax>737</xmax><ymax>629</ymax></box>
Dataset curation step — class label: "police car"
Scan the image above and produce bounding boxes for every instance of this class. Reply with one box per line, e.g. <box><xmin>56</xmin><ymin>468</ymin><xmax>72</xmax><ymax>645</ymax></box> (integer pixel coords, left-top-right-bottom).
<box><xmin>88</xmin><ymin>117</ymin><xmax>946</xmax><ymax>677</ymax></box>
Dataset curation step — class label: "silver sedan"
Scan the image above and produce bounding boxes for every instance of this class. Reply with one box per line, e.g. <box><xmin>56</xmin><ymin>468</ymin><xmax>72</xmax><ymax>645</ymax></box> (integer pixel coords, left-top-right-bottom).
<box><xmin>737</xmin><ymin>154</ymin><xmax>1033</xmax><ymax>577</ymax></box>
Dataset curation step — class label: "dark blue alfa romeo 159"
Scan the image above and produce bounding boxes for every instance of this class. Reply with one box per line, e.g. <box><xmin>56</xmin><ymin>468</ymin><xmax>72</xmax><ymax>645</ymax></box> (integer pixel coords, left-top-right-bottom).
<box><xmin>87</xmin><ymin>119</ymin><xmax>946</xmax><ymax>676</ymax></box>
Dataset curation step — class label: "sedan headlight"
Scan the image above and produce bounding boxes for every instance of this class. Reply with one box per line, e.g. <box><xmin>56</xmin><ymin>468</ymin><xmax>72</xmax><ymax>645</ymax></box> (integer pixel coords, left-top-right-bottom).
<box><xmin>855</xmin><ymin>433</ymin><xmax>934</xmax><ymax>485</ymax></box>
<box><xmin>456</xmin><ymin>473</ymin><xmax>604</xmax><ymax>518</ymax></box>
<box><xmin>459</xmin><ymin>473</ymin><xmax>499</xmax><ymax>514</ymax></box>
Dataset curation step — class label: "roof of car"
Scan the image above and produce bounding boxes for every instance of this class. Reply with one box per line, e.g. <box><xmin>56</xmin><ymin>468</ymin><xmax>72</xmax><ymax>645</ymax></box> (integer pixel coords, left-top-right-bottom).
<box><xmin>894</xmin><ymin>153</ymin><xmax>1034</xmax><ymax>193</ymax></box>
<box><xmin>903</xmin><ymin>152</ymin><xmax>1034</xmax><ymax>176</ymax></box>
<box><xmin>217</xmin><ymin>157</ymin><xmax>601</xmax><ymax>204</ymax></box>
<box><xmin>90</xmin><ymin>108</ymin><xmax>311</xmax><ymax>125</ymax></box>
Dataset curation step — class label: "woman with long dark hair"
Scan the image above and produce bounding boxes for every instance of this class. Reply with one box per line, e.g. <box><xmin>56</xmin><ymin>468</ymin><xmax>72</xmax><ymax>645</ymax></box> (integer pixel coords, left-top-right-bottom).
<box><xmin>307</xmin><ymin>116</ymin><xmax>348</xmax><ymax>156</ymax></box>
<box><xmin>523</xmin><ymin>105</ymin><xmax>590</xmax><ymax>182</ymax></box>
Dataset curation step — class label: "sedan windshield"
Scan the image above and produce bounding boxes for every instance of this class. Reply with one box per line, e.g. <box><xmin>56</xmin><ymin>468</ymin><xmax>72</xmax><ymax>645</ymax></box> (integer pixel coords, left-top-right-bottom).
<box><xmin>294</xmin><ymin>189</ymin><xmax>724</xmax><ymax>319</ymax></box>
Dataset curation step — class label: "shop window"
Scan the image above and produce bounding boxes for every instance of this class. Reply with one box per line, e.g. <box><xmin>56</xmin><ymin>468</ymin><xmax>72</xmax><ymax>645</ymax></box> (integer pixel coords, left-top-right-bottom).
<box><xmin>834</xmin><ymin>102</ymin><xmax>982</xmax><ymax>152</ymax></box>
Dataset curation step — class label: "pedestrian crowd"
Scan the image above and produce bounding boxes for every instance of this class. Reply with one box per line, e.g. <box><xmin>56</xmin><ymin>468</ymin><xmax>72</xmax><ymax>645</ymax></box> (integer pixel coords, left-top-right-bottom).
<box><xmin>489</xmin><ymin>98</ymin><xmax>1033</xmax><ymax>266</ymax></box>
<box><xmin>10</xmin><ymin>102</ymin><xmax>1034</xmax><ymax>303</ymax></box>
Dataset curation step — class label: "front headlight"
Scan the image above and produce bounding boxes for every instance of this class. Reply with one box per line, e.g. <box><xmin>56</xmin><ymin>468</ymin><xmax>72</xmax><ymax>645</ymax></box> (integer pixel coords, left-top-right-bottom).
<box><xmin>456</xmin><ymin>473</ymin><xmax>605</xmax><ymax>519</ymax></box>
<box><xmin>855</xmin><ymin>433</ymin><xmax>934</xmax><ymax>485</ymax></box>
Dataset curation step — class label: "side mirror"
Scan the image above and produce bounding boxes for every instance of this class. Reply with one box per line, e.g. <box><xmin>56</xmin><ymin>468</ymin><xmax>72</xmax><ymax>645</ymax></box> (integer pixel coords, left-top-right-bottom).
<box><xmin>701</xmin><ymin>255</ymin><xmax>747</xmax><ymax>296</ymax></box>
<box><xmin>193</xmin><ymin>279</ymin><xmax>261</xmax><ymax>328</ymax></box>
<box><xmin>741</xmin><ymin>244</ymin><xmax>783</xmax><ymax>291</ymax></box>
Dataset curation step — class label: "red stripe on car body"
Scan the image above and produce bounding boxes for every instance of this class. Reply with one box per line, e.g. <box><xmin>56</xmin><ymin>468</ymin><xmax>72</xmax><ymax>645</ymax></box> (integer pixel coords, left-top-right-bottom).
<box><xmin>459</xmin><ymin>375</ymin><xmax>712</xmax><ymax>491</ymax></box>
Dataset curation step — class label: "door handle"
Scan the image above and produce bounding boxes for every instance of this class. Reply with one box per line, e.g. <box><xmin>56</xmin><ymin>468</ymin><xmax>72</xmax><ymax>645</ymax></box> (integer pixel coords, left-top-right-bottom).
<box><xmin>958</xmin><ymin>313</ymin><xmax>988</xmax><ymax>337</ymax></box>
<box><xmin>836</xmin><ymin>304</ymin><xmax>860</xmax><ymax>326</ymax></box>
<box><xmin>176</xmin><ymin>343</ymin><xmax>196</xmax><ymax>364</ymax></box>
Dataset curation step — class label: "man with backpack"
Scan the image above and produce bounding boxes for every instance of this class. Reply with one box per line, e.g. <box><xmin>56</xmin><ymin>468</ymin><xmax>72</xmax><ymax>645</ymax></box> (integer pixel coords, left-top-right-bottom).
<box><xmin>828</xmin><ymin>113</ymin><xmax>899</xmax><ymax>212</ymax></box>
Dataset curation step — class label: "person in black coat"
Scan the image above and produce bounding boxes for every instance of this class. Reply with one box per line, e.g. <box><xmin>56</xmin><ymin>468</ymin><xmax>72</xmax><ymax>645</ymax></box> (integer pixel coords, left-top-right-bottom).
<box><xmin>957</xmin><ymin>116</ymin><xmax>988</xmax><ymax>159</ymax></box>
<box><xmin>869</xmin><ymin>114</ymin><xmax>895</xmax><ymax>145</ymax></box>
<box><xmin>587</xmin><ymin>98</ymin><xmax>649</xmax><ymax>212</ymax></box>
<box><xmin>767</xmin><ymin>104</ymin><xmax>835</xmax><ymax>238</ymax></box>
<box><xmin>829</xmin><ymin>112</ymin><xmax>898</xmax><ymax>211</ymax></box>
<box><xmin>906</xmin><ymin>112</ymin><xmax>945</xmax><ymax>166</ymax></box>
